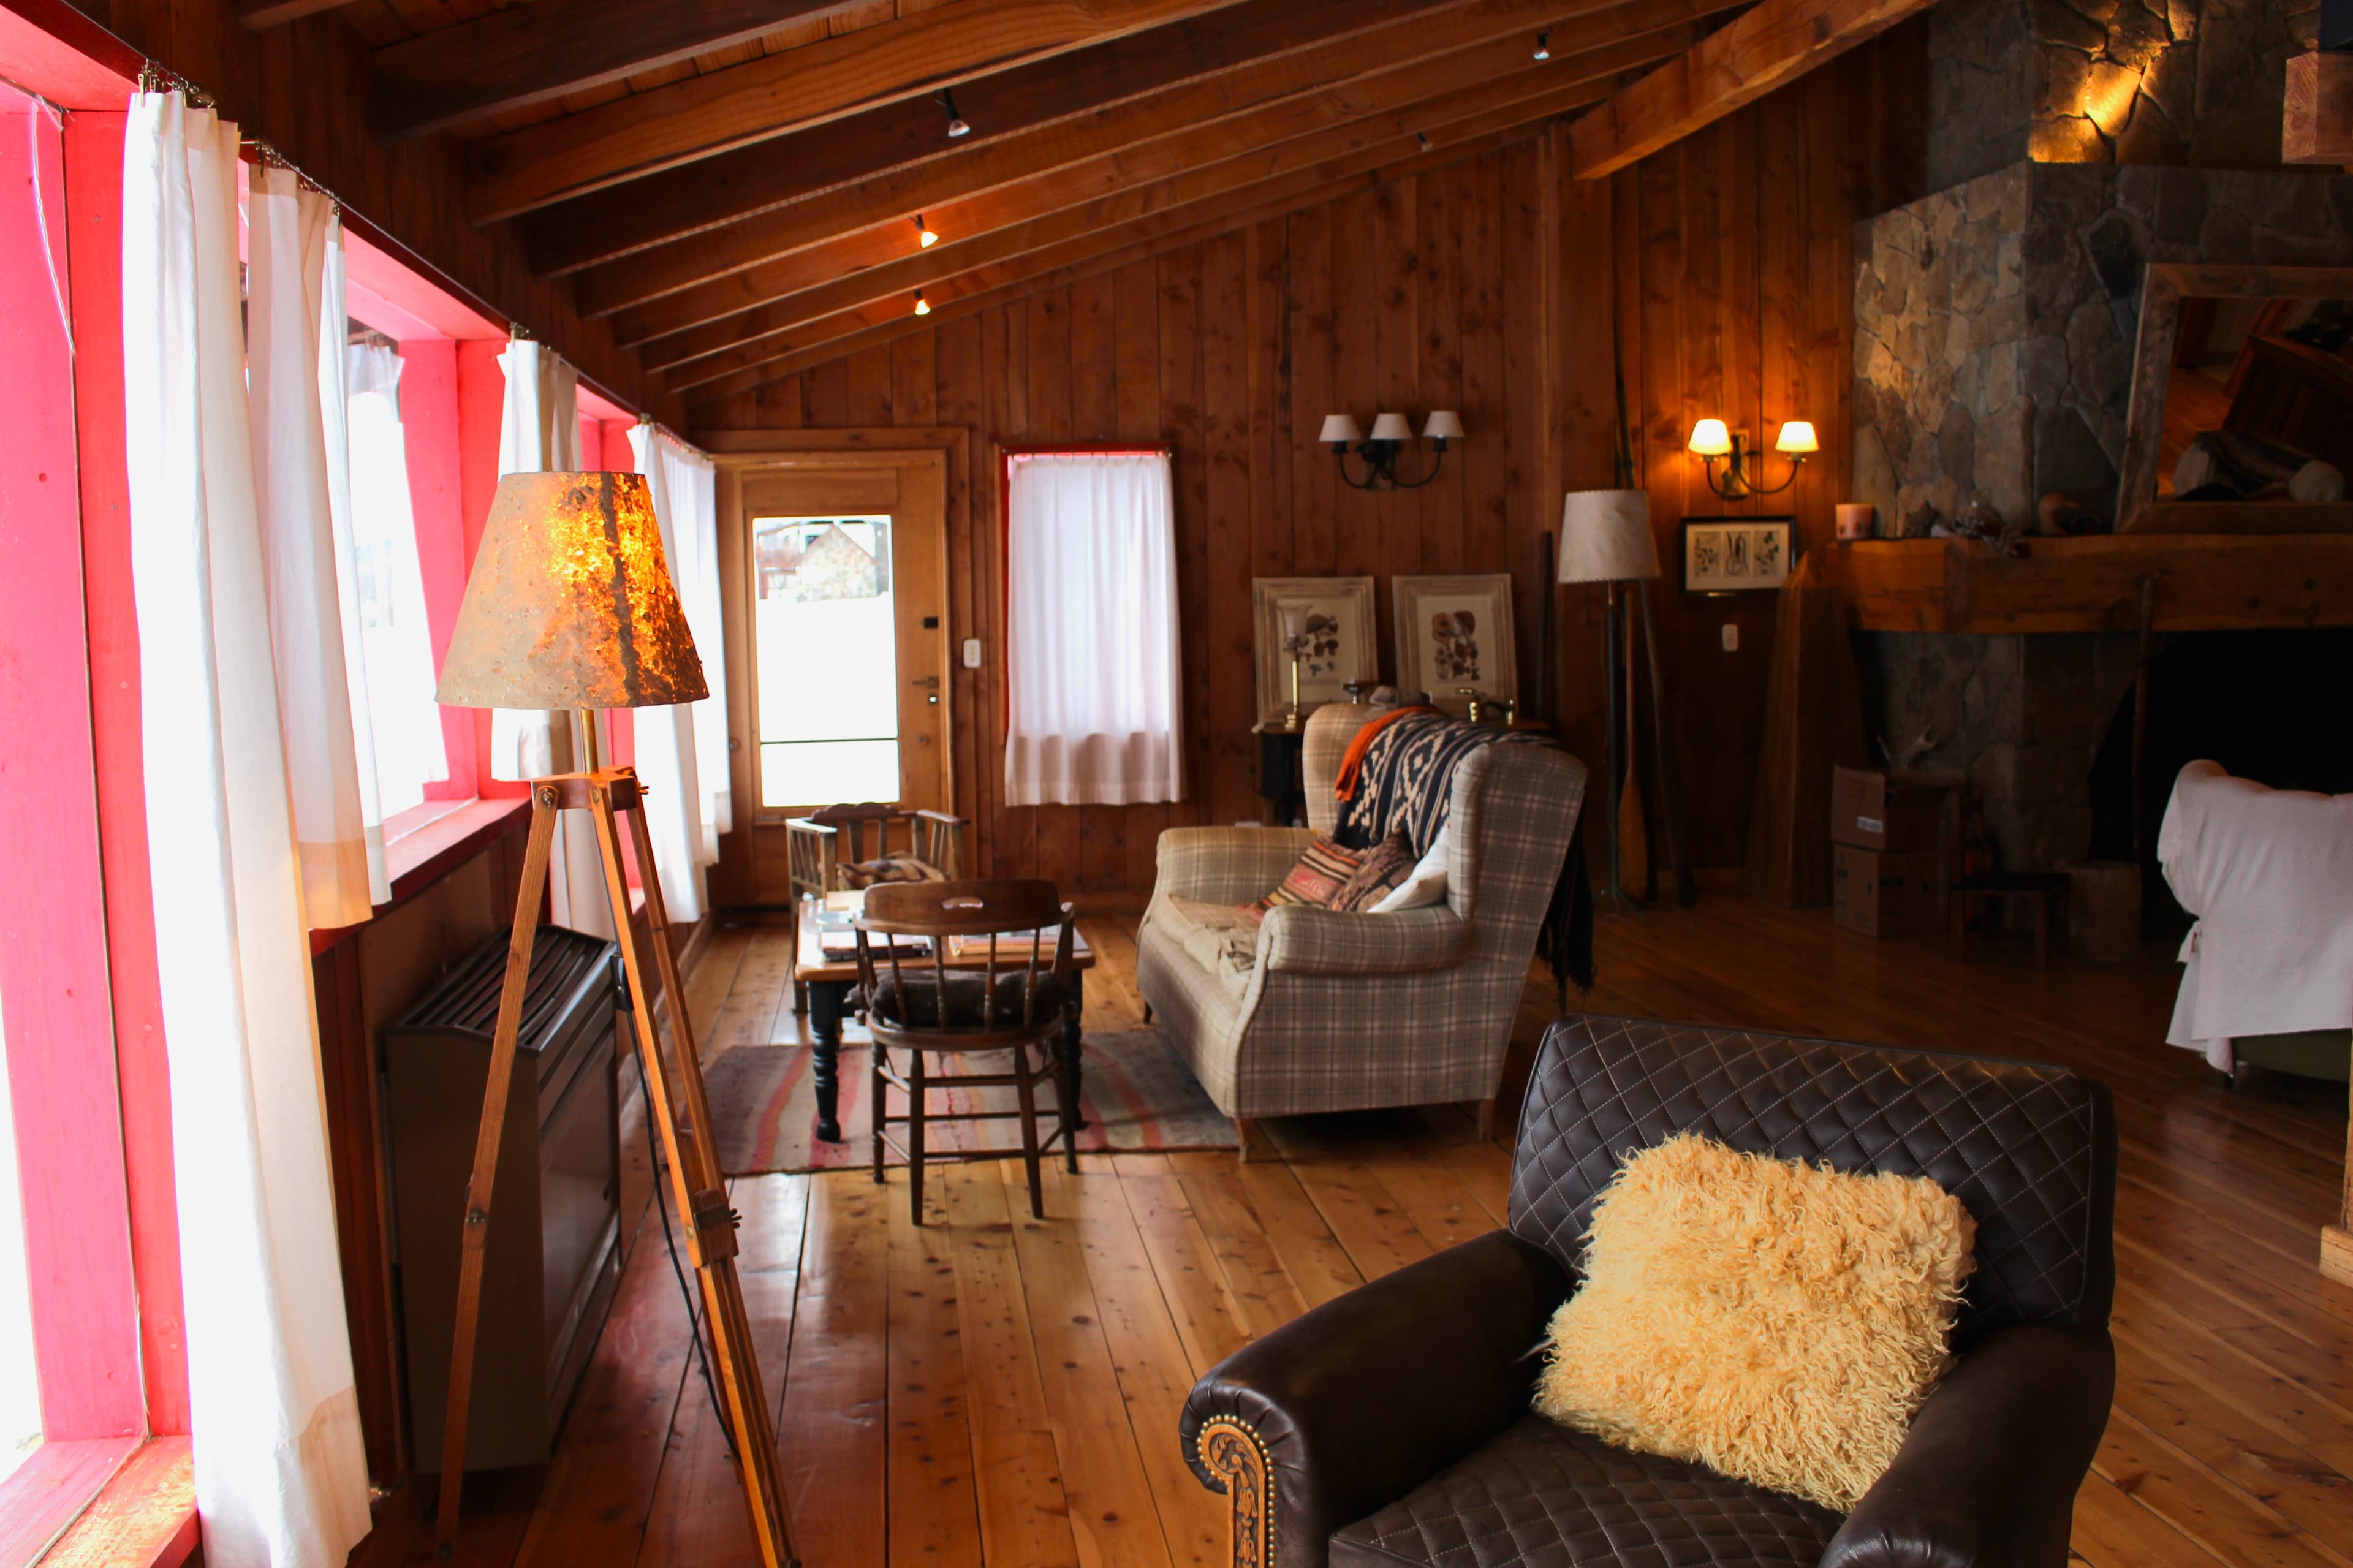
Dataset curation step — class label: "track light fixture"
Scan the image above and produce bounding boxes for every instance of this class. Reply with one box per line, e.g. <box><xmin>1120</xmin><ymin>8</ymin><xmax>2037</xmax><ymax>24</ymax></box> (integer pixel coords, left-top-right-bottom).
<box><xmin>1533</xmin><ymin>31</ymin><xmax>1550</xmax><ymax>60</ymax></box>
<box><xmin>1417</xmin><ymin>131</ymin><xmax>1431</xmax><ymax>151</ymax></box>
<box><xmin>914</xmin><ymin>290</ymin><xmax>931</xmax><ymax>316</ymax></box>
<box><xmin>936</xmin><ymin>88</ymin><xmax>971</xmax><ymax>138</ymax></box>
<box><xmin>914</xmin><ymin>214</ymin><xmax>938</xmax><ymax>246</ymax></box>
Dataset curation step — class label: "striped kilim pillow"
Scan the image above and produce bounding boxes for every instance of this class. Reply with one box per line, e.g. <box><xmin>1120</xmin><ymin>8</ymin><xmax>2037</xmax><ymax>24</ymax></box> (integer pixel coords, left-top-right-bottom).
<box><xmin>1243</xmin><ymin>833</ymin><xmax>1365</xmax><ymax>921</ymax></box>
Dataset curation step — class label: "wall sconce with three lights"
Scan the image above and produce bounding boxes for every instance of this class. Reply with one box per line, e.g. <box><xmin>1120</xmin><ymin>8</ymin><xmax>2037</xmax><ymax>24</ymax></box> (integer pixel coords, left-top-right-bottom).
<box><xmin>1319</xmin><ymin>409</ymin><xmax>1464</xmax><ymax>491</ymax></box>
<box><xmin>1687</xmin><ymin>417</ymin><xmax>1816</xmax><ymax>499</ymax></box>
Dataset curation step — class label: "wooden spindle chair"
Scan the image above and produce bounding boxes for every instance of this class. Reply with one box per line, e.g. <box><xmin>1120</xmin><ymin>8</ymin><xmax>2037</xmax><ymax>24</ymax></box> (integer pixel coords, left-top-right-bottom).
<box><xmin>853</xmin><ymin>879</ymin><xmax>1078</xmax><ymax>1223</ymax></box>
<box><xmin>786</xmin><ymin>802</ymin><xmax>967</xmax><ymax>902</ymax></box>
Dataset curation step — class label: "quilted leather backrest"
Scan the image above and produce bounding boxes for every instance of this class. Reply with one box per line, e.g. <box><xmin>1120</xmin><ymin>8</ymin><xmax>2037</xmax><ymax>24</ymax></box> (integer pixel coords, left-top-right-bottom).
<box><xmin>1509</xmin><ymin>1015</ymin><xmax>2116</xmax><ymax>1336</ymax></box>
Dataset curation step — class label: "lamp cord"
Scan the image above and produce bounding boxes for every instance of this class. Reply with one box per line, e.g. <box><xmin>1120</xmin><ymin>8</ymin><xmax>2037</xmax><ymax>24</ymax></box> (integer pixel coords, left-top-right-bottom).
<box><xmin>633</xmin><ymin>1041</ymin><xmax>738</xmax><ymax>1462</ymax></box>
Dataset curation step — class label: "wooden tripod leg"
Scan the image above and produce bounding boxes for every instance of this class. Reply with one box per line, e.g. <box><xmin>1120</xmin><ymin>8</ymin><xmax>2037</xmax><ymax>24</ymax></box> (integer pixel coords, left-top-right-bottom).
<box><xmin>593</xmin><ymin>783</ymin><xmax>798</xmax><ymax>1568</ymax></box>
<box><xmin>436</xmin><ymin>787</ymin><xmax>560</xmax><ymax>1554</ymax></box>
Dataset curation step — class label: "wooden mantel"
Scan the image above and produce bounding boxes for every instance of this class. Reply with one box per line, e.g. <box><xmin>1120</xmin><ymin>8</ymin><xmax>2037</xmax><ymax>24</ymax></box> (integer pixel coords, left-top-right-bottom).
<box><xmin>1817</xmin><ymin>534</ymin><xmax>2353</xmax><ymax>635</ymax></box>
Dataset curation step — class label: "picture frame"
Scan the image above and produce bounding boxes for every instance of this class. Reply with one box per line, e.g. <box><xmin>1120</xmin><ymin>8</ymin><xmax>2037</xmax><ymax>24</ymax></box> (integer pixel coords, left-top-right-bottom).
<box><xmin>1680</xmin><ymin>516</ymin><xmax>1797</xmax><ymax>593</ymax></box>
<box><xmin>1391</xmin><ymin>574</ymin><xmax>1517</xmax><ymax>716</ymax></box>
<box><xmin>1251</xmin><ymin>577</ymin><xmax>1378</xmax><ymax>726</ymax></box>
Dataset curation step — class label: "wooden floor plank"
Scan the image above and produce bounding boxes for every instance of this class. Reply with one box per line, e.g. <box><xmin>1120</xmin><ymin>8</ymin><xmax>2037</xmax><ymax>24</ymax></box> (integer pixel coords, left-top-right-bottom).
<box><xmin>939</xmin><ymin>1162</ymin><xmax>1081</xmax><ymax>1568</ymax></box>
<box><xmin>2092</xmin><ymin>1408</ymin><xmax>2351</xmax><ymax>1568</ymax></box>
<box><xmin>1113</xmin><ymin>1154</ymin><xmax>1251</xmax><ymax>1373</ymax></box>
<box><xmin>885</xmin><ymin>1169</ymin><xmax>985</xmax><ymax>1567</ymax></box>
<box><xmin>1164</xmin><ymin>1151</ymin><xmax>1312</xmax><ymax>1340</ymax></box>
<box><xmin>2072</xmin><ymin>1471</ymin><xmax>2234</xmax><ymax>1568</ymax></box>
<box><xmin>776</xmin><ymin>1175</ymin><xmax>891</xmax><ymax>1568</ymax></box>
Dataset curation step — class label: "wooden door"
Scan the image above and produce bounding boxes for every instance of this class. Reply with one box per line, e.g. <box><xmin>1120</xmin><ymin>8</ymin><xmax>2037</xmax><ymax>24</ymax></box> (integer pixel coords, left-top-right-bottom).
<box><xmin>713</xmin><ymin>450</ymin><xmax>952</xmax><ymax>906</ymax></box>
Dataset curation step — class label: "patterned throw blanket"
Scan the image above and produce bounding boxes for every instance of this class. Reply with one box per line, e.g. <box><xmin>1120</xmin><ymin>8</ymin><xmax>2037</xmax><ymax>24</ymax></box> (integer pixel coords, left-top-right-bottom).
<box><xmin>1331</xmin><ymin>710</ymin><xmax>1594</xmax><ymax>996</ymax></box>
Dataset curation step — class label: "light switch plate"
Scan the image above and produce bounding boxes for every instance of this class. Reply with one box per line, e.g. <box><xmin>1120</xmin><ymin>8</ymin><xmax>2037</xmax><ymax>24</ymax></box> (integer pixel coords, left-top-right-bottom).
<box><xmin>962</xmin><ymin>638</ymin><xmax>983</xmax><ymax>668</ymax></box>
<box><xmin>1721</xmin><ymin>623</ymin><xmax>1739</xmax><ymax>653</ymax></box>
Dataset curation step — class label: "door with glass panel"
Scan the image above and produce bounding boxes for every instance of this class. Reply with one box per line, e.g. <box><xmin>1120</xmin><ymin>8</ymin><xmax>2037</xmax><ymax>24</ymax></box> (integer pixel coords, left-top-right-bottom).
<box><xmin>733</xmin><ymin>461</ymin><xmax>951</xmax><ymax>904</ymax></box>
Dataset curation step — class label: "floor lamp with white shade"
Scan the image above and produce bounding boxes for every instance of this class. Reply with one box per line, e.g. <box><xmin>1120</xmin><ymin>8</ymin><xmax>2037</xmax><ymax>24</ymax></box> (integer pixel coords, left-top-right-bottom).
<box><xmin>1556</xmin><ymin>489</ymin><xmax>1684</xmax><ymax>909</ymax></box>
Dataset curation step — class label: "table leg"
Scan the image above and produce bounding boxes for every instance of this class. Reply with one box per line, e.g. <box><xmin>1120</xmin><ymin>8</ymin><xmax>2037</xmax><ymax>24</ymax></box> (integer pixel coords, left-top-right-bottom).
<box><xmin>1061</xmin><ymin>971</ymin><xmax>1087</xmax><ymax>1131</ymax></box>
<box><xmin>809</xmin><ymin>980</ymin><xmax>847</xmax><ymax>1143</ymax></box>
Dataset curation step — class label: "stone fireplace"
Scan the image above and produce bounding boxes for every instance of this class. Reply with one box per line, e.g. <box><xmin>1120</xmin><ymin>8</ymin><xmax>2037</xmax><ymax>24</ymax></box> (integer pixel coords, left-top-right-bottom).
<box><xmin>1839</xmin><ymin>0</ymin><xmax>2349</xmax><ymax>874</ymax></box>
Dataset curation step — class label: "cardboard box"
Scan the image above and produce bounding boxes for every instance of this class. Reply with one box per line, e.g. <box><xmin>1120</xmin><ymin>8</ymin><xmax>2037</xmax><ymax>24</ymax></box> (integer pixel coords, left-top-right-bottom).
<box><xmin>1831</xmin><ymin>765</ymin><xmax>1958</xmax><ymax>854</ymax></box>
<box><xmin>1832</xmin><ymin>844</ymin><xmax>1942</xmax><ymax>938</ymax></box>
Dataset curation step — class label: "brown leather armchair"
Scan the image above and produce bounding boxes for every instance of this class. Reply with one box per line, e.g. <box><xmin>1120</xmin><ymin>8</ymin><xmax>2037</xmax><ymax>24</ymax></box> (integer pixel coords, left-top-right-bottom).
<box><xmin>1181</xmin><ymin>1015</ymin><xmax>2118</xmax><ymax>1568</ymax></box>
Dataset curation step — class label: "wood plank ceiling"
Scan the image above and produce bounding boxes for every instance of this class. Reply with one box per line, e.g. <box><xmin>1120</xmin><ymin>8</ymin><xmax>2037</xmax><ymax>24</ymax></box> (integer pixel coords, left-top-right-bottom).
<box><xmin>258</xmin><ymin>0</ymin><xmax>1914</xmax><ymax>412</ymax></box>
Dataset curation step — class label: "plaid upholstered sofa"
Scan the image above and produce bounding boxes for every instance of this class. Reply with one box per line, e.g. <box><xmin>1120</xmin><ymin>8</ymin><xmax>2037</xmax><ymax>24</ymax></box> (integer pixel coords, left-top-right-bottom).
<box><xmin>1135</xmin><ymin>703</ymin><xmax>1586</xmax><ymax>1145</ymax></box>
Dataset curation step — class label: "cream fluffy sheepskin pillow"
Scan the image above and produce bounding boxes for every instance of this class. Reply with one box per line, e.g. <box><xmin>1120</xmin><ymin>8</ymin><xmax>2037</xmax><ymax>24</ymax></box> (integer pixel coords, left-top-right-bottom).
<box><xmin>1533</xmin><ymin>1133</ymin><xmax>1976</xmax><ymax>1513</ymax></box>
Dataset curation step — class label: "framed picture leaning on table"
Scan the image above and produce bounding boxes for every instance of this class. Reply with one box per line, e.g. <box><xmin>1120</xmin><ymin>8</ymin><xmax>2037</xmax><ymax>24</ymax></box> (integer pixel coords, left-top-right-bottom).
<box><xmin>1392</xmin><ymin>574</ymin><xmax>1517</xmax><ymax>716</ymax></box>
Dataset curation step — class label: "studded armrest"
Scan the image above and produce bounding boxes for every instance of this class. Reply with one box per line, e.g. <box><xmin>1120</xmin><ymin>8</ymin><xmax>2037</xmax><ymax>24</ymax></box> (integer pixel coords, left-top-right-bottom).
<box><xmin>1180</xmin><ymin>1230</ymin><xmax>1572</xmax><ymax>1568</ymax></box>
<box><xmin>1823</xmin><ymin>1322</ymin><xmax>2115</xmax><ymax>1568</ymax></box>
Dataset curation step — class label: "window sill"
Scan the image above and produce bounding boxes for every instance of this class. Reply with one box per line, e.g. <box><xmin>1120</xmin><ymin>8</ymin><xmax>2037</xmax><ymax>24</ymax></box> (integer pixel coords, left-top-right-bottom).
<box><xmin>310</xmin><ymin>797</ymin><xmax>534</xmax><ymax>953</ymax></box>
<box><xmin>0</xmin><ymin>1434</ymin><xmax>194</xmax><ymax>1568</ymax></box>
<box><xmin>32</xmin><ymin>1437</ymin><xmax>194</xmax><ymax>1568</ymax></box>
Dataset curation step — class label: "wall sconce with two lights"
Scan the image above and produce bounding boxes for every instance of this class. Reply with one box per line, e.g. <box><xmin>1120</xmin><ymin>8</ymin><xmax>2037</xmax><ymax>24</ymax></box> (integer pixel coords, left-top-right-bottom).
<box><xmin>1686</xmin><ymin>417</ymin><xmax>1817</xmax><ymax>499</ymax></box>
<box><xmin>1319</xmin><ymin>409</ymin><xmax>1464</xmax><ymax>491</ymax></box>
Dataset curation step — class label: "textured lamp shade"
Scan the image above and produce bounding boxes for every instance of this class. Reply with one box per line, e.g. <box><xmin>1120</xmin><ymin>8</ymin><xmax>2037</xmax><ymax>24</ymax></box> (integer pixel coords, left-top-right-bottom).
<box><xmin>1422</xmin><ymin>409</ymin><xmax>1465</xmax><ymax>442</ymax></box>
<box><xmin>1319</xmin><ymin>413</ymin><xmax>1364</xmax><ymax>445</ymax></box>
<box><xmin>1775</xmin><ymin>420</ymin><xmax>1819</xmax><ymax>454</ymax></box>
<box><xmin>1369</xmin><ymin>412</ymin><xmax>1414</xmax><ymax>442</ymax></box>
<box><xmin>1557</xmin><ymin>489</ymin><xmax>1661</xmax><ymax>583</ymax></box>
<box><xmin>438</xmin><ymin>471</ymin><xmax>709</xmax><ymax>710</ymax></box>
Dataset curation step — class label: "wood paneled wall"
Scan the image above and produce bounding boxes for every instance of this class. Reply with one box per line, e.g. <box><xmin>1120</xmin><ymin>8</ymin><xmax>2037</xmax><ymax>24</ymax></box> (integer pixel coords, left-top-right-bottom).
<box><xmin>690</xmin><ymin>23</ymin><xmax>1928</xmax><ymax>895</ymax></box>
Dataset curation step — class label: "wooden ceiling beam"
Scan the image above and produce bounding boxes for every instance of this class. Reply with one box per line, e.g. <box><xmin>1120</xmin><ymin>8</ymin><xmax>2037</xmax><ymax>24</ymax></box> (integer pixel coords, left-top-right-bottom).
<box><xmin>645</xmin><ymin>47</ymin><xmax>1657</xmax><ymax>378</ymax></box>
<box><xmin>465</xmin><ymin>0</ymin><xmax>1258</xmax><ymax>221</ymax></box>
<box><xmin>526</xmin><ymin>0</ymin><xmax>1483</xmax><ymax>278</ymax></box>
<box><xmin>576</xmin><ymin>0</ymin><xmax>1731</xmax><ymax>323</ymax></box>
<box><xmin>1567</xmin><ymin>0</ymin><xmax>1934</xmax><ymax>178</ymax></box>
<box><xmin>371</xmin><ymin>0</ymin><xmax>870</xmax><ymax>141</ymax></box>
<box><xmin>681</xmin><ymin>116</ymin><xmax>1555</xmax><ymax>409</ymax></box>
<box><xmin>237</xmin><ymin>0</ymin><xmax>356</xmax><ymax>27</ymax></box>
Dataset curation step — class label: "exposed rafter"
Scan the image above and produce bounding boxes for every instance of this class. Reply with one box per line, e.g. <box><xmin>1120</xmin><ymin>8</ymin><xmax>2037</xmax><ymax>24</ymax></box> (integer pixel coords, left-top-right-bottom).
<box><xmin>681</xmin><ymin>118</ymin><xmax>1553</xmax><ymax>410</ymax></box>
<box><xmin>1567</xmin><ymin>0</ymin><xmax>1931</xmax><ymax>178</ymax></box>
<box><xmin>524</xmin><ymin>0</ymin><xmax>1480</xmax><ymax>277</ymax></box>
<box><xmin>371</xmin><ymin>0</ymin><xmax>870</xmax><ymax>141</ymax></box>
<box><xmin>572</xmin><ymin>0</ymin><xmax>1733</xmax><ymax>323</ymax></box>
<box><xmin>646</xmin><ymin>37</ymin><xmax>1682</xmax><ymax>381</ymax></box>
<box><xmin>464</xmin><ymin>0</ymin><xmax>1260</xmax><ymax>221</ymax></box>
<box><xmin>236</xmin><ymin>0</ymin><xmax>355</xmax><ymax>27</ymax></box>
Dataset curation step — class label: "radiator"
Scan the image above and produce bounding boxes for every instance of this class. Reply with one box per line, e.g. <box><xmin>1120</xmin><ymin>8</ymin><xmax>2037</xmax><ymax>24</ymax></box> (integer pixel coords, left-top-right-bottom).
<box><xmin>383</xmin><ymin>925</ymin><xmax>623</xmax><ymax>1474</ymax></box>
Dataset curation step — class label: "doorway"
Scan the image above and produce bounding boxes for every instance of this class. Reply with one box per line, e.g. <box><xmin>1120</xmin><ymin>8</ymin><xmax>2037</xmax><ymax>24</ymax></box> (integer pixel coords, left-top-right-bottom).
<box><xmin>713</xmin><ymin>447</ymin><xmax>953</xmax><ymax>906</ymax></box>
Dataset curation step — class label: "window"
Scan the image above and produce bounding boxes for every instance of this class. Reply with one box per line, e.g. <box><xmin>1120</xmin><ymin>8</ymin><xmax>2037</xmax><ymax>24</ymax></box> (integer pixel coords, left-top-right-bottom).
<box><xmin>1002</xmin><ymin>449</ymin><xmax>1185</xmax><ymax>806</ymax></box>
<box><xmin>341</xmin><ymin>338</ymin><xmax>448</xmax><ymax>819</ymax></box>
<box><xmin>753</xmin><ymin>513</ymin><xmax>901</xmax><ymax>806</ymax></box>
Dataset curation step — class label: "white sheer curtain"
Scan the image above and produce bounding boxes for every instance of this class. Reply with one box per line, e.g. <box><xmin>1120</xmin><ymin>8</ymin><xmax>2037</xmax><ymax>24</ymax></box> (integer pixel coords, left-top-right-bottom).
<box><xmin>247</xmin><ymin>162</ymin><xmax>374</xmax><ymax>926</ymax></box>
<box><xmin>491</xmin><ymin>339</ymin><xmax>611</xmax><ymax>936</ymax></box>
<box><xmin>626</xmin><ymin>424</ymin><xmax>723</xmax><ymax>922</ymax></box>
<box><xmin>343</xmin><ymin>344</ymin><xmax>449</xmax><ymax>816</ymax></box>
<box><xmin>121</xmin><ymin>91</ymin><xmax>372</xmax><ymax>1568</ymax></box>
<box><xmin>1004</xmin><ymin>452</ymin><xmax>1185</xmax><ymax>805</ymax></box>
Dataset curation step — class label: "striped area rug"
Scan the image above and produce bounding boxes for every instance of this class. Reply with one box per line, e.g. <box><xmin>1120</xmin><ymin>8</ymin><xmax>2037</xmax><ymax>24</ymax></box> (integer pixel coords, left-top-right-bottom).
<box><xmin>703</xmin><ymin>1029</ymin><xmax>1237</xmax><ymax>1176</ymax></box>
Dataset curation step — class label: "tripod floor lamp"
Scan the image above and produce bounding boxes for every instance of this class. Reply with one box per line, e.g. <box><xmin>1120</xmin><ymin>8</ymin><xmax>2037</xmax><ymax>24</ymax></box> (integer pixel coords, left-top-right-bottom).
<box><xmin>434</xmin><ymin>472</ymin><xmax>797</xmax><ymax>1567</ymax></box>
<box><xmin>1556</xmin><ymin>489</ymin><xmax>1691</xmax><ymax>909</ymax></box>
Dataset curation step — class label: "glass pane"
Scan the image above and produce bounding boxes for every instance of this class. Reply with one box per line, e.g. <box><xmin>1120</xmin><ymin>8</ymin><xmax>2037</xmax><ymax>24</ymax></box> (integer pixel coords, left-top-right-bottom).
<box><xmin>752</xmin><ymin>515</ymin><xmax>900</xmax><ymax>809</ymax></box>
<box><xmin>0</xmin><ymin>990</ymin><xmax>41</xmax><ymax>1485</ymax></box>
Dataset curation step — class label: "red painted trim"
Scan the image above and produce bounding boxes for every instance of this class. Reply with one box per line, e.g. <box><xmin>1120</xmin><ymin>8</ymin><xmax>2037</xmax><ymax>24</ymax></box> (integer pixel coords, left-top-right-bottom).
<box><xmin>62</xmin><ymin>105</ymin><xmax>189</xmax><ymax>1440</ymax></box>
<box><xmin>36</xmin><ymin>1435</ymin><xmax>195</xmax><ymax>1568</ymax></box>
<box><xmin>308</xmin><ymin>797</ymin><xmax>531</xmax><ymax>954</ymax></box>
<box><xmin>0</xmin><ymin>94</ymin><xmax>145</xmax><ymax>1448</ymax></box>
<box><xmin>395</xmin><ymin>339</ymin><xmax>481</xmax><ymax>800</ymax></box>
<box><xmin>0</xmin><ymin>1</ymin><xmax>138</xmax><ymax>105</ymax></box>
<box><xmin>0</xmin><ymin>1436</ymin><xmax>140</xmax><ymax>1566</ymax></box>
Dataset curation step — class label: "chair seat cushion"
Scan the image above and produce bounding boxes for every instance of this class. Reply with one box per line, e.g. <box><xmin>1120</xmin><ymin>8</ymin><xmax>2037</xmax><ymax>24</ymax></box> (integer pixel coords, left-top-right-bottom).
<box><xmin>1158</xmin><ymin>896</ymin><xmax>1261</xmax><ymax>1001</ymax></box>
<box><xmin>839</xmin><ymin>854</ymin><xmax>947</xmax><ymax>890</ymax></box>
<box><xmin>859</xmin><ymin>970</ymin><xmax>1069</xmax><ymax>1031</ymax></box>
<box><xmin>1328</xmin><ymin>1415</ymin><xmax>1842</xmax><ymax>1568</ymax></box>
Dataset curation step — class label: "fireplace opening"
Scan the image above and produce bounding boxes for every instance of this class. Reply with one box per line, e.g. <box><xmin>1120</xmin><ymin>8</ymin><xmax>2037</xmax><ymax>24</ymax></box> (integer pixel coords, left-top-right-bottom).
<box><xmin>2086</xmin><ymin>629</ymin><xmax>2353</xmax><ymax>927</ymax></box>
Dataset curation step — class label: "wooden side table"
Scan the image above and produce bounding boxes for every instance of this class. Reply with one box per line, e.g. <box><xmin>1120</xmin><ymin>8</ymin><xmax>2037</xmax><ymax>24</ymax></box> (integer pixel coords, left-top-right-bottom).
<box><xmin>1950</xmin><ymin>872</ymin><xmax>2070</xmax><ymax>968</ymax></box>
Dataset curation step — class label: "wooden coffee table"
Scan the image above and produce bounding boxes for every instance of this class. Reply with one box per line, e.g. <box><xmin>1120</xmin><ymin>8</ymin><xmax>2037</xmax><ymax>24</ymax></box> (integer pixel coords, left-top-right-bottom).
<box><xmin>792</xmin><ymin>901</ymin><xmax>1094</xmax><ymax>1143</ymax></box>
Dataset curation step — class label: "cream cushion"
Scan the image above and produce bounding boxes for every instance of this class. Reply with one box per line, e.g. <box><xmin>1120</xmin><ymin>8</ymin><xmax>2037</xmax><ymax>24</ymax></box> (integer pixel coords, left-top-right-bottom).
<box><xmin>1159</xmin><ymin>896</ymin><xmax>1260</xmax><ymax>1002</ymax></box>
<box><xmin>1534</xmin><ymin>1133</ymin><xmax>1976</xmax><ymax>1513</ymax></box>
<box><xmin>1367</xmin><ymin>826</ymin><xmax>1449</xmax><ymax>912</ymax></box>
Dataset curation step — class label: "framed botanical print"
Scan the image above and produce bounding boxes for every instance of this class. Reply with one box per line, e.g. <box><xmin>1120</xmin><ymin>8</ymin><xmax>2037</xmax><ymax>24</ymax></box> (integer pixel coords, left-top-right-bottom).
<box><xmin>1681</xmin><ymin>516</ymin><xmax>1796</xmax><ymax>593</ymax></box>
<box><xmin>1391</xmin><ymin>574</ymin><xmax>1517</xmax><ymax>715</ymax></box>
<box><xmin>1251</xmin><ymin>577</ymin><xmax>1377</xmax><ymax>726</ymax></box>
